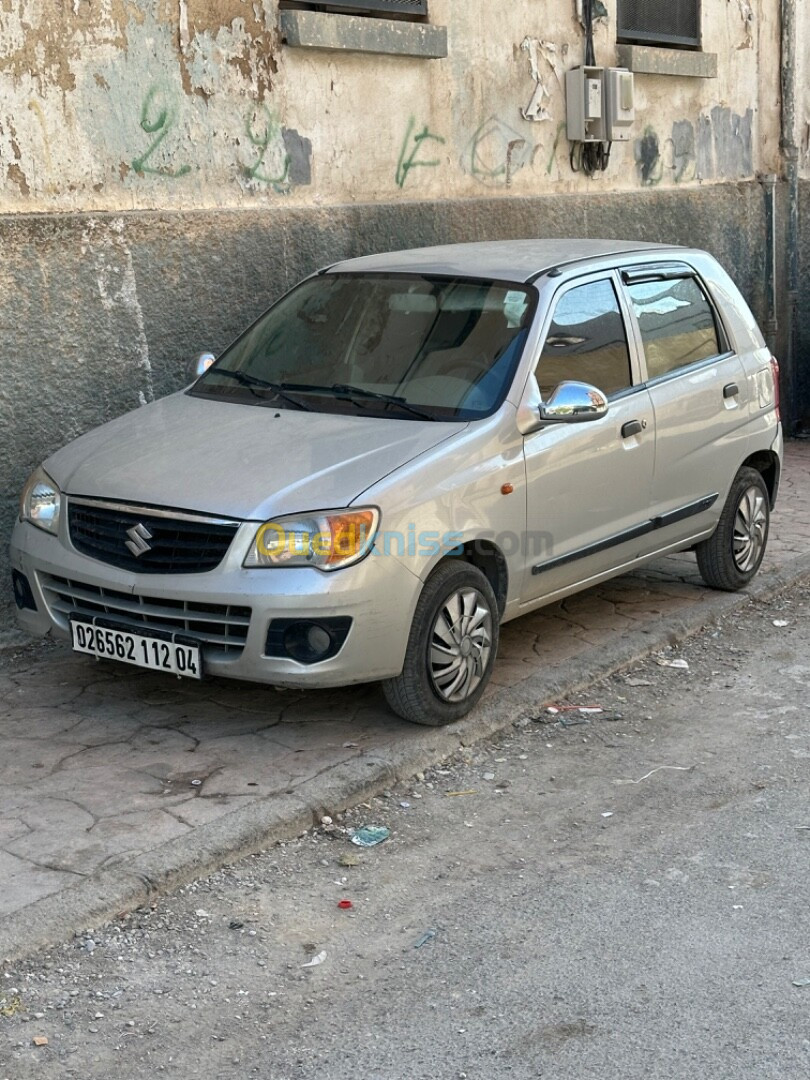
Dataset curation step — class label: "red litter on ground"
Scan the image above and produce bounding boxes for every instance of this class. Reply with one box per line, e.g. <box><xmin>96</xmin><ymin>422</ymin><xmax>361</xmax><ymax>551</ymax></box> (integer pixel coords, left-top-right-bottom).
<box><xmin>338</xmin><ymin>899</ymin><xmax>353</xmax><ymax>910</ymax></box>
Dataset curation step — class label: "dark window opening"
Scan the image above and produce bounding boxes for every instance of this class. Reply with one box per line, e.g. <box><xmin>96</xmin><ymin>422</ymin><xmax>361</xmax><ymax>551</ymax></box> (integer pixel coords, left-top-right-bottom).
<box><xmin>280</xmin><ymin>0</ymin><xmax>428</xmax><ymax>19</ymax></box>
<box><xmin>617</xmin><ymin>0</ymin><xmax>701</xmax><ymax>49</ymax></box>
<box><xmin>536</xmin><ymin>279</ymin><xmax>633</xmax><ymax>399</ymax></box>
<box><xmin>626</xmin><ymin>277</ymin><xmax>721</xmax><ymax>379</ymax></box>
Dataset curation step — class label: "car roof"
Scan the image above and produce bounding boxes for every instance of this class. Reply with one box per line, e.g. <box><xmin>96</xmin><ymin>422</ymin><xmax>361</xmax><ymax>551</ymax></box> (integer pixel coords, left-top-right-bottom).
<box><xmin>327</xmin><ymin>239</ymin><xmax>687</xmax><ymax>284</ymax></box>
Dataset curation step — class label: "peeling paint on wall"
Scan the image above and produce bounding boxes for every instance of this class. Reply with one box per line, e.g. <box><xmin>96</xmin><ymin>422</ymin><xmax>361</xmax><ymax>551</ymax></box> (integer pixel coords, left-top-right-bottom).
<box><xmin>733</xmin><ymin>0</ymin><xmax>755</xmax><ymax>49</ymax></box>
<box><xmin>520</xmin><ymin>38</ymin><xmax>562</xmax><ymax>123</ymax></box>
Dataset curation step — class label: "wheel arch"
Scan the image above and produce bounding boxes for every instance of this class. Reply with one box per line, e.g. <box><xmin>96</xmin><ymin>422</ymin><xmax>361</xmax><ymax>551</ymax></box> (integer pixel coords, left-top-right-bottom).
<box><xmin>432</xmin><ymin>538</ymin><xmax>509</xmax><ymax>617</ymax></box>
<box><xmin>740</xmin><ymin>450</ymin><xmax>780</xmax><ymax>508</ymax></box>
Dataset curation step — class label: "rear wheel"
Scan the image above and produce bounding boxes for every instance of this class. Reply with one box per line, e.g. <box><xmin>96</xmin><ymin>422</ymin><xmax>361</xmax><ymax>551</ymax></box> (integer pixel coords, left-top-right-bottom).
<box><xmin>382</xmin><ymin>560</ymin><xmax>499</xmax><ymax>726</ymax></box>
<box><xmin>696</xmin><ymin>467</ymin><xmax>770</xmax><ymax>591</ymax></box>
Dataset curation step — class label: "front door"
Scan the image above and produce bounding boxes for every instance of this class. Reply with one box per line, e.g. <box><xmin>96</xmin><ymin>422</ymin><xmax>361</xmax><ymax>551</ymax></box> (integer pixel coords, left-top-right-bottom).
<box><xmin>521</xmin><ymin>273</ymin><xmax>656</xmax><ymax>605</ymax></box>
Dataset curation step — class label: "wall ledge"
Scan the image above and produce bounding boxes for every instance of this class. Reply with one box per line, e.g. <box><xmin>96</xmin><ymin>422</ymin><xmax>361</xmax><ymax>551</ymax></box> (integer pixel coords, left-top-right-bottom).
<box><xmin>279</xmin><ymin>10</ymin><xmax>447</xmax><ymax>59</ymax></box>
<box><xmin>617</xmin><ymin>44</ymin><xmax>717</xmax><ymax>78</ymax></box>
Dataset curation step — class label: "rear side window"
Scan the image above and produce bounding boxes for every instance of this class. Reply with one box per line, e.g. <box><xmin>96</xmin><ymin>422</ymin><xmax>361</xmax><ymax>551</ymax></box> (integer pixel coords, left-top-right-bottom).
<box><xmin>536</xmin><ymin>279</ymin><xmax>633</xmax><ymax>398</ymax></box>
<box><xmin>626</xmin><ymin>277</ymin><xmax>721</xmax><ymax>379</ymax></box>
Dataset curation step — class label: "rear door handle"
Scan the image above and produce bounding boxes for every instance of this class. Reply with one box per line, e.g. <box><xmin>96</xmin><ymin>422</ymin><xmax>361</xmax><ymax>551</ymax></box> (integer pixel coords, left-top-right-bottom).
<box><xmin>723</xmin><ymin>382</ymin><xmax>739</xmax><ymax>399</ymax></box>
<box><xmin>621</xmin><ymin>419</ymin><xmax>643</xmax><ymax>439</ymax></box>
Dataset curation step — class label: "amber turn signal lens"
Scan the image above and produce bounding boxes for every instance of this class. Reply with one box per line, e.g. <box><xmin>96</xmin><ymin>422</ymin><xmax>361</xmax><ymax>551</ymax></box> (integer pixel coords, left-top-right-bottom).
<box><xmin>325</xmin><ymin>510</ymin><xmax>377</xmax><ymax>566</ymax></box>
<box><xmin>501</xmin><ymin>483</ymin><xmax>514</xmax><ymax>495</ymax></box>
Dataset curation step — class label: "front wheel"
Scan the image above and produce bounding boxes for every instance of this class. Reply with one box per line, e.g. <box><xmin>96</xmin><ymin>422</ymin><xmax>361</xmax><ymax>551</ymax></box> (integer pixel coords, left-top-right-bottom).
<box><xmin>382</xmin><ymin>560</ymin><xmax>499</xmax><ymax>726</ymax></box>
<box><xmin>696</xmin><ymin>467</ymin><xmax>770</xmax><ymax>591</ymax></box>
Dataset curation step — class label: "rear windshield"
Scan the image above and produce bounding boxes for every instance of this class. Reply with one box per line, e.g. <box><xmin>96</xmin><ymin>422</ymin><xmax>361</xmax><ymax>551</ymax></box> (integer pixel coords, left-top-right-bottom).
<box><xmin>190</xmin><ymin>273</ymin><xmax>535</xmax><ymax>421</ymax></box>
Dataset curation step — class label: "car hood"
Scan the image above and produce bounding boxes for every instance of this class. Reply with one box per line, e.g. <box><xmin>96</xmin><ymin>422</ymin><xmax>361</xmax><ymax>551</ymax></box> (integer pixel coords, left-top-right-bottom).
<box><xmin>46</xmin><ymin>392</ymin><xmax>465</xmax><ymax>521</ymax></box>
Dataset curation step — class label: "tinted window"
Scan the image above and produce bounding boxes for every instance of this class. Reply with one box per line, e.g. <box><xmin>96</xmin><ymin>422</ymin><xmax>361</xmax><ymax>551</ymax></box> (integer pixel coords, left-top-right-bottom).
<box><xmin>626</xmin><ymin>277</ymin><xmax>721</xmax><ymax>379</ymax></box>
<box><xmin>192</xmin><ymin>274</ymin><xmax>534</xmax><ymax>421</ymax></box>
<box><xmin>536</xmin><ymin>279</ymin><xmax>632</xmax><ymax>398</ymax></box>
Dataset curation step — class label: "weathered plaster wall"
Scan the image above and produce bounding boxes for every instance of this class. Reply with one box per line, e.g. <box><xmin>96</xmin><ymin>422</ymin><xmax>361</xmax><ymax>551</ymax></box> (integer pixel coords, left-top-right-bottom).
<box><xmin>0</xmin><ymin>0</ymin><xmax>782</xmax><ymax>210</ymax></box>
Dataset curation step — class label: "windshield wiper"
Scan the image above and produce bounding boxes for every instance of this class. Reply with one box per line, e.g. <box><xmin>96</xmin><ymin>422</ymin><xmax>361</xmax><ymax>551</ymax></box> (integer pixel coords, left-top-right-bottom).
<box><xmin>332</xmin><ymin>384</ymin><xmax>437</xmax><ymax>421</ymax></box>
<box><xmin>281</xmin><ymin>382</ymin><xmax>436</xmax><ymax>421</ymax></box>
<box><xmin>203</xmin><ymin>369</ymin><xmax>312</xmax><ymax>411</ymax></box>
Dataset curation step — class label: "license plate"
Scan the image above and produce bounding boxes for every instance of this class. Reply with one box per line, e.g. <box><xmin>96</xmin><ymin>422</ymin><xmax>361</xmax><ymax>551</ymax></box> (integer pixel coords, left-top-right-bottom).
<box><xmin>70</xmin><ymin>618</ymin><xmax>202</xmax><ymax>679</ymax></box>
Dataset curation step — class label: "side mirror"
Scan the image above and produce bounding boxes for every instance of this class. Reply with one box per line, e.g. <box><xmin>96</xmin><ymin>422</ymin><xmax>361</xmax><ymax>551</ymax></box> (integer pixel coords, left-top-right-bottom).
<box><xmin>538</xmin><ymin>381</ymin><xmax>609</xmax><ymax>424</ymax></box>
<box><xmin>188</xmin><ymin>352</ymin><xmax>216</xmax><ymax>382</ymax></box>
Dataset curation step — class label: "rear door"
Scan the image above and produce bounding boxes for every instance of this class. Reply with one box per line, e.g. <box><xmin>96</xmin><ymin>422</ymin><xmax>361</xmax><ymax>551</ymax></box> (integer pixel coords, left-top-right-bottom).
<box><xmin>620</xmin><ymin>264</ymin><xmax>749</xmax><ymax>547</ymax></box>
<box><xmin>520</xmin><ymin>272</ymin><xmax>656</xmax><ymax>605</ymax></box>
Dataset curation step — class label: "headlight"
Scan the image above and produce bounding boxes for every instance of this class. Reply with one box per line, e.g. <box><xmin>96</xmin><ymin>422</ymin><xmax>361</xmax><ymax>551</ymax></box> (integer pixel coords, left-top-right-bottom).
<box><xmin>244</xmin><ymin>508</ymin><xmax>379</xmax><ymax>571</ymax></box>
<box><xmin>20</xmin><ymin>467</ymin><xmax>61</xmax><ymax>535</ymax></box>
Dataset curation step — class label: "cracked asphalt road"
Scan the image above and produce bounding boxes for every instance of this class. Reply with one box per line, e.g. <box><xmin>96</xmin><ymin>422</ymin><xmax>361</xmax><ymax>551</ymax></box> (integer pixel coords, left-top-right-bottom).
<box><xmin>1</xmin><ymin>580</ymin><xmax>809</xmax><ymax>1079</ymax></box>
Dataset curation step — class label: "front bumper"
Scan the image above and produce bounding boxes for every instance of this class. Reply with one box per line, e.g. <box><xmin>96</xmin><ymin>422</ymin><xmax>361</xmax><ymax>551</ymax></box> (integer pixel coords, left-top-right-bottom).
<box><xmin>10</xmin><ymin>517</ymin><xmax>420</xmax><ymax>687</ymax></box>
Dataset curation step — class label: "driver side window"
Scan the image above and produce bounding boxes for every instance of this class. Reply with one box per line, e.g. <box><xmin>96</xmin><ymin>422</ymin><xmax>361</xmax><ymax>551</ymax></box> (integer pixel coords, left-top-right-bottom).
<box><xmin>536</xmin><ymin>279</ymin><xmax>632</xmax><ymax>399</ymax></box>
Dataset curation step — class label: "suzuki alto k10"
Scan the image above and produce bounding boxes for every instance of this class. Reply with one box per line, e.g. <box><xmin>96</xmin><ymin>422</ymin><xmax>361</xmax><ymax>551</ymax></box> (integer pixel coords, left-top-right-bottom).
<box><xmin>11</xmin><ymin>240</ymin><xmax>782</xmax><ymax>725</ymax></box>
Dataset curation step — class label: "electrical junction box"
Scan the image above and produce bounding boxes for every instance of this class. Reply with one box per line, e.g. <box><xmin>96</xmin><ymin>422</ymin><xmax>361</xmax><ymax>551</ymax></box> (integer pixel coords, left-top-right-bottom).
<box><xmin>604</xmin><ymin>68</ymin><xmax>635</xmax><ymax>141</ymax></box>
<box><xmin>565</xmin><ymin>66</ymin><xmax>606</xmax><ymax>143</ymax></box>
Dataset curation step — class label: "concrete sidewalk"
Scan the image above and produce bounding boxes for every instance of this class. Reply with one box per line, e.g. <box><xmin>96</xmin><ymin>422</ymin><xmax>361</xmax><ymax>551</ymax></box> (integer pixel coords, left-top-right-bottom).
<box><xmin>1</xmin><ymin>441</ymin><xmax>808</xmax><ymax>962</ymax></box>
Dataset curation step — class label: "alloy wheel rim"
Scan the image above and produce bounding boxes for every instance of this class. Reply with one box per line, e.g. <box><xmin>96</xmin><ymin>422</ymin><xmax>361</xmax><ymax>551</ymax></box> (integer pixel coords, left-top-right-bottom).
<box><xmin>429</xmin><ymin>588</ymin><xmax>493</xmax><ymax>703</ymax></box>
<box><xmin>733</xmin><ymin>485</ymin><xmax>767</xmax><ymax>573</ymax></box>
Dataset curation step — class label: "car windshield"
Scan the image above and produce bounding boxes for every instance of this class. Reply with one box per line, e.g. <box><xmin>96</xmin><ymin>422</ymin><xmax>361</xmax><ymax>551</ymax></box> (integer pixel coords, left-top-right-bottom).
<box><xmin>191</xmin><ymin>273</ymin><xmax>535</xmax><ymax>421</ymax></box>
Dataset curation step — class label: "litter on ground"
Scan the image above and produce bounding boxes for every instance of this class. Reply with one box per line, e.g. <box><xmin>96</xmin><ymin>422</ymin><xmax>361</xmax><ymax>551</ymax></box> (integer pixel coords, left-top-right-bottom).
<box><xmin>350</xmin><ymin>826</ymin><xmax>390</xmax><ymax>848</ymax></box>
<box><xmin>302</xmin><ymin>951</ymin><xmax>327</xmax><ymax>968</ymax></box>
<box><xmin>414</xmin><ymin>930</ymin><xmax>437</xmax><ymax>949</ymax></box>
<box><xmin>616</xmin><ymin>764</ymin><xmax>697</xmax><ymax>785</ymax></box>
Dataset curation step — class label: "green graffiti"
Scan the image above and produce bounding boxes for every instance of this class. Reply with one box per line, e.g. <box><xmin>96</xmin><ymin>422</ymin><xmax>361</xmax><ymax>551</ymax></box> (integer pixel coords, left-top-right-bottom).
<box><xmin>396</xmin><ymin>117</ymin><xmax>445</xmax><ymax>189</ymax></box>
<box><xmin>244</xmin><ymin>106</ymin><xmax>290</xmax><ymax>188</ymax></box>
<box><xmin>546</xmin><ymin>121</ymin><xmax>565</xmax><ymax>175</ymax></box>
<box><xmin>464</xmin><ymin>117</ymin><xmax>530</xmax><ymax>186</ymax></box>
<box><xmin>131</xmin><ymin>85</ymin><xmax>191</xmax><ymax>178</ymax></box>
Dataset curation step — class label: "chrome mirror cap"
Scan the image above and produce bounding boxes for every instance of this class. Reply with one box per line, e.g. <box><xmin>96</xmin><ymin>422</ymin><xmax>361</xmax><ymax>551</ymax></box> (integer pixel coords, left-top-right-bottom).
<box><xmin>538</xmin><ymin>381</ymin><xmax>609</xmax><ymax>424</ymax></box>
<box><xmin>188</xmin><ymin>352</ymin><xmax>216</xmax><ymax>382</ymax></box>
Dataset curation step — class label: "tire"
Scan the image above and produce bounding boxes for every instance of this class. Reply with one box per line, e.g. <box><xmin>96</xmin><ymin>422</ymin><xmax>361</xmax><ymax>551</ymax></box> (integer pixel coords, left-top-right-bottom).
<box><xmin>382</xmin><ymin>560</ymin><xmax>499</xmax><ymax>726</ymax></box>
<box><xmin>696</xmin><ymin>467</ymin><xmax>770</xmax><ymax>591</ymax></box>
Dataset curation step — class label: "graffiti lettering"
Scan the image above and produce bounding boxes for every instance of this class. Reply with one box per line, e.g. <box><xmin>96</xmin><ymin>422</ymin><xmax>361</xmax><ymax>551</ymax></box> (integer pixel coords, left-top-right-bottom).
<box><xmin>463</xmin><ymin>117</ymin><xmax>531</xmax><ymax>186</ymax></box>
<box><xmin>131</xmin><ymin>85</ymin><xmax>191</xmax><ymax>178</ymax></box>
<box><xmin>395</xmin><ymin>117</ymin><xmax>445</xmax><ymax>189</ymax></box>
<box><xmin>244</xmin><ymin>105</ymin><xmax>290</xmax><ymax>188</ymax></box>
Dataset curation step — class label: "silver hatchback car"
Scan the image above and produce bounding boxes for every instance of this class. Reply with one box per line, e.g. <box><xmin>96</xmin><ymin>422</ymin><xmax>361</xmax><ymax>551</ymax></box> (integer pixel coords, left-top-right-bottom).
<box><xmin>11</xmin><ymin>240</ymin><xmax>782</xmax><ymax>725</ymax></box>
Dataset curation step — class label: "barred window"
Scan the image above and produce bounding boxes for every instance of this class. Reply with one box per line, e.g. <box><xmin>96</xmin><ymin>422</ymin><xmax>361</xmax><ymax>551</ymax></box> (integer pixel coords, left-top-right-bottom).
<box><xmin>617</xmin><ymin>0</ymin><xmax>701</xmax><ymax>49</ymax></box>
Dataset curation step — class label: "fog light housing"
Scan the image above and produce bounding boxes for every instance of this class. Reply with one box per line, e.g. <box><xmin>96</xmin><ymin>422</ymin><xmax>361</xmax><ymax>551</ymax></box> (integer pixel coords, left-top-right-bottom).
<box><xmin>265</xmin><ymin>618</ymin><xmax>352</xmax><ymax>664</ymax></box>
<box><xmin>12</xmin><ymin>570</ymin><xmax>37</xmax><ymax>611</ymax></box>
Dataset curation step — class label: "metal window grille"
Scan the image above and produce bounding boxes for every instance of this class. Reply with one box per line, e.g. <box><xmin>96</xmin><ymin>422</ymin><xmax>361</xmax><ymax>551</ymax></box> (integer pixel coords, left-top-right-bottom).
<box><xmin>305</xmin><ymin>0</ymin><xmax>427</xmax><ymax>15</ymax></box>
<box><xmin>617</xmin><ymin>0</ymin><xmax>701</xmax><ymax>48</ymax></box>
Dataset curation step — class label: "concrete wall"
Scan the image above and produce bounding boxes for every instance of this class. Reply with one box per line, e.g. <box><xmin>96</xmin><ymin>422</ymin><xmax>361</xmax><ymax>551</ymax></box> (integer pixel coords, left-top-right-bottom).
<box><xmin>0</xmin><ymin>0</ymin><xmax>806</xmax><ymax>625</ymax></box>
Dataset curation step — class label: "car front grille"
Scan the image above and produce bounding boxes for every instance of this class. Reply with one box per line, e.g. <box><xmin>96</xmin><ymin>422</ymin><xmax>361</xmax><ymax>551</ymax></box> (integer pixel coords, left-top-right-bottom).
<box><xmin>68</xmin><ymin>499</ymin><xmax>239</xmax><ymax>574</ymax></box>
<box><xmin>40</xmin><ymin>574</ymin><xmax>251</xmax><ymax>657</ymax></box>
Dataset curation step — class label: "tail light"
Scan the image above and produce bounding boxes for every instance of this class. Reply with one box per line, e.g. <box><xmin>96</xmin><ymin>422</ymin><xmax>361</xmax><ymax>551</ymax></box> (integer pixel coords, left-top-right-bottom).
<box><xmin>770</xmin><ymin>356</ymin><xmax>781</xmax><ymax>421</ymax></box>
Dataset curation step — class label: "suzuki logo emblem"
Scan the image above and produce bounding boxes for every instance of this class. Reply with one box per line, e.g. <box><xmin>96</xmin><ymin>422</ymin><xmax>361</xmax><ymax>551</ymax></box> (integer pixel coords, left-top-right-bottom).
<box><xmin>125</xmin><ymin>522</ymin><xmax>153</xmax><ymax>558</ymax></box>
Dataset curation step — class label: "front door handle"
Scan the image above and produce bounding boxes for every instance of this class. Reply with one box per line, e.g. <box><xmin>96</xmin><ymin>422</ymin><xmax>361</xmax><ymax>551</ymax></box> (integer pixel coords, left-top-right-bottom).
<box><xmin>621</xmin><ymin>419</ymin><xmax>643</xmax><ymax>439</ymax></box>
<box><xmin>723</xmin><ymin>382</ymin><xmax>739</xmax><ymax>399</ymax></box>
